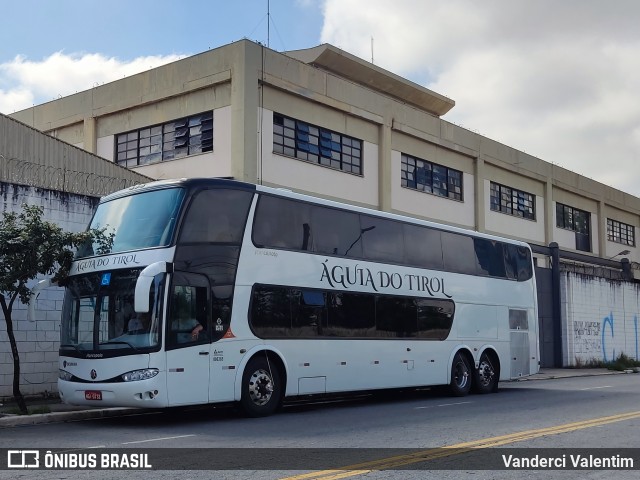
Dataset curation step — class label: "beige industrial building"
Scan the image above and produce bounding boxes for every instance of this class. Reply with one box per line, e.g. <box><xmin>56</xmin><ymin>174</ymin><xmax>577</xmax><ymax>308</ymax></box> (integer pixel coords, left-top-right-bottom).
<box><xmin>10</xmin><ymin>39</ymin><xmax>640</xmax><ymax>266</ymax></box>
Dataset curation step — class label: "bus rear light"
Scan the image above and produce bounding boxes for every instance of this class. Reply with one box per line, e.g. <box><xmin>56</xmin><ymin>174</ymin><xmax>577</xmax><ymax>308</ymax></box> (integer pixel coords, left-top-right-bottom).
<box><xmin>121</xmin><ymin>368</ymin><xmax>159</xmax><ymax>382</ymax></box>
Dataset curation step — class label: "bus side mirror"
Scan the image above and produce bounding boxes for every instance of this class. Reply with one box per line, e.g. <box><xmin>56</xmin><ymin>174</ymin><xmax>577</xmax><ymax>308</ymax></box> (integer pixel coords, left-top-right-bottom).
<box><xmin>28</xmin><ymin>278</ymin><xmax>54</xmax><ymax>322</ymax></box>
<box><xmin>135</xmin><ymin>262</ymin><xmax>172</xmax><ymax>312</ymax></box>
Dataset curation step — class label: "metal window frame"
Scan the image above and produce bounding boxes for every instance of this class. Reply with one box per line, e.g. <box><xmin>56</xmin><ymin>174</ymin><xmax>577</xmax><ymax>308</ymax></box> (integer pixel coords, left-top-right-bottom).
<box><xmin>556</xmin><ymin>203</ymin><xmax>590</xmax><ymax>234</ymax></box>
<box><xmin>272</xmin><ymin>113</ymin><xmax>363</xmax><ymax>176</ymax></box>
<box><xmin>607</xmin><ymin>218</ymin><xmax>636</xmax><ymax>246</ymax></box>
<box><xmin>400</xmin><ymin>153</ymin><xmax>463</xmax><ymax>201</ymax></box>
<box><xmin>489</xmin><ymin>181</ymin><xmax>536</xmax><ymax>220</ymax></box>
<box><xmin>114</xmin><ymin>111</ymin><xmax>213</xmax><ymax>167</ymax></box>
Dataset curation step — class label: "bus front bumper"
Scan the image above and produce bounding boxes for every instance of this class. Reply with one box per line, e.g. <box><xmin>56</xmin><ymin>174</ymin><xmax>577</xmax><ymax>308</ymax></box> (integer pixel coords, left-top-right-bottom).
<box><xmin>58</xmin><ymin>377</ymin><xmax>168</xmax><ymax>408</ymax></box>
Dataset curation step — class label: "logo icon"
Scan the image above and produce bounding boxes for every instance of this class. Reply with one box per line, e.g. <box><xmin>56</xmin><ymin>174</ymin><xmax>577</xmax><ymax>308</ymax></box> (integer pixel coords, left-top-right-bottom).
<box><xmin>8</xmin><ymin>450</ymin><xmax>39</xmax><ymax>468</ymax></box>
<box><xmin>90</xmin><ymin>369</ymin><xmax>97</xmax><ymax>380</ymax></box>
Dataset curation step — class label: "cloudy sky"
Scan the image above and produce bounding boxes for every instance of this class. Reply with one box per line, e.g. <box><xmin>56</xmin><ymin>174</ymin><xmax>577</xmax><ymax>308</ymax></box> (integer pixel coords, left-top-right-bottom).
<box><xmin>2</xmin><ymin>0</ymin><xmax>639</xmax><ymax>196</ymax></box>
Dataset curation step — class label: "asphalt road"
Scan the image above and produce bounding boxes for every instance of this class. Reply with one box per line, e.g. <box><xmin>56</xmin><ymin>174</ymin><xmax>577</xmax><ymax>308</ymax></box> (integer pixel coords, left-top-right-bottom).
<box><xmin>1</xmin><ymin>373</ymin><xmax>639</xmax><ymax>479</ymax></box>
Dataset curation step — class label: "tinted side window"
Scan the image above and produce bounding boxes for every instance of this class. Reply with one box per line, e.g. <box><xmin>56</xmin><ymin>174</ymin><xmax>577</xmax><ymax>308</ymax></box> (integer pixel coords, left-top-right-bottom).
<box><xmin>404</xmin><ymin>224</ymin><xmax>444</xmax><ymax>270</ymax></box>
<box><xmin>310</xmin><ymin>205</ymin><xmax>363</xmax><ymax>257</ymax></box>
<box><xmin>251</xmin><ymin>286</ymin><xmax>292</xmax><ymax>337</ymax></box>
<box><xmin>515</xmin><ymin>246</ymin><xmax>533</xmax><ymax>281</ymax></box>
<box><xmin>253</xmin><ymin>196</ymin><xmax>312</xmax><ymax>249</ymax></box>
<box><xmin>253</xmin><ymin>196</ymin><xmax>363</xmax><ymax>256</ymax></box>
<box><xmin>503</xmin><ymin>244</ymin><xmax>518</xmax><ymax>280</ymax></box>
<box><xmin>474</xmin><ymin>239</ymin><xmax>507</xmax><ymax>277</ymax></box>
<box><xmin>361</xmin><ymin>216</ymin><xmax>404</xmax><ymax>263</ymax></box>
<box><xmin>180</xmin><ymin>189</ymin><xmax>253</xmax><ymax>244</ymax></box>
<box><xmin>503</xmin><ymin>244</ymin><xmax>533</xmax><ymax>281</ymax></box>
<box><xmin>441</xmin><ymin>232</ymin><xmax>477</xmax><ymax>275</ymax></box>
<box><xmin>250</xmin><ymin>285</ymin><xmax>454</xmax><ymax>340</ymax></box>
<box><xmin>292</xmin><ymin>289</ymin><xmax>327</xmax><ymax>336</ymax></box>
<box><xmin>416</xmin><ymin>298</ymin><xmax>454</xmax><ymax>340</ymax></box>
<box><xmin>327</xmin><ymin>292</ymin><xmax>376</xmax><ymax>336</ymax></box>
<box><xmin>252</xmin><ymin>195</ymin><xmax>530</xmax><ymax>282</ymax></box>
<box><xmin>376</xmin><ymin>297</ymin><xmax>417</xmax><ymax>337</ymax></box>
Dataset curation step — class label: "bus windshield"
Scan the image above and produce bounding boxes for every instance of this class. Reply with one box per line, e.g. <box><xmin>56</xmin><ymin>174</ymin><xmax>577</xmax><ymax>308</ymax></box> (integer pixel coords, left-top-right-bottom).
<box><xmin>60</xmin><ymin>268</ymin><xmax>164</xmax><ymax>353</ymax></box>
<box><xmin>78</xmin><ymin>187</ymin><xmax>186</xmax><ymax>258</ymax></box>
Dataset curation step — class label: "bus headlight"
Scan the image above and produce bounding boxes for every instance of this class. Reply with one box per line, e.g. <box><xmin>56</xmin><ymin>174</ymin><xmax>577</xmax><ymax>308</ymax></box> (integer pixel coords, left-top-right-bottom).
<box><xmin>121</xmin><ymin>368</ymin><xmax>159</xmax><ymax>382</ymax></box>
<box><xmin>59</xmin><ymin>370</ymin><xmax>74</xmax><ymax>381</ymax></box>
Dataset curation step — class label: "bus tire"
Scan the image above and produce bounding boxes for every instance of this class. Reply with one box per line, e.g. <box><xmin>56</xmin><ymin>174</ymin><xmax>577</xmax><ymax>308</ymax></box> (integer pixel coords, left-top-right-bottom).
<box><xmin>473</xmin><ymin>351</ymin><xmax>499</xmax><ymax>394</ymax></box>
<box><xmin>240</xmin><ymin>356</ymin><xmax>282</xmax><ymax>417</ymax></box>
<box><xmin>449</xmin><ymin>351</ymin><xmax>471</xmax><ymax>396</ymax></box>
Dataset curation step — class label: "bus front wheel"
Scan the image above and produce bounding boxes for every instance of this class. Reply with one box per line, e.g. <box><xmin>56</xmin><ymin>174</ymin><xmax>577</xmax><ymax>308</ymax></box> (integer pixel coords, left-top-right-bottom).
<box><xmin>240</xmin><ymin>356</ymin><xmax>282</xmax><ymax>417</ymax></box>
<box><xmin>449</xmin><ymin>352</ymin><xmax>471</xmax><ymax>396</ymax></box>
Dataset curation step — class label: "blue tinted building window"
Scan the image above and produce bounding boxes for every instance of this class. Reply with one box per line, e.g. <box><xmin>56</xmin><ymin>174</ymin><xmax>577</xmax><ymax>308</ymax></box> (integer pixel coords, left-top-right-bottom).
<box><xmin>273</xmin><ymin>113</ymin><xmax>363</xmax><ymax>175</ymax></box>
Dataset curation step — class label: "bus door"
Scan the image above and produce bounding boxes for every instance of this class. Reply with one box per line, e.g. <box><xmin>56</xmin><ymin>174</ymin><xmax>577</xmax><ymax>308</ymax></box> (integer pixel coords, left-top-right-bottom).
<box><xmin>165</xmin><ymin>272</ymin><xmax>211</xmax><ymax>406</ymax></box>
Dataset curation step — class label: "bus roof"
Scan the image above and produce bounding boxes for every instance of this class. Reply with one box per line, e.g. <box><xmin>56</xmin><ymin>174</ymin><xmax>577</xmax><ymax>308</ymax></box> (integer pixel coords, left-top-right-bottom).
<box><xmin>101</xmin><ymin>177</ymin><xmax>531</xmax><ymax>250</ymax></box>
<box><xmin>99</xmin><ymin>177</ymin><xmax>256</xmax><ymax>203</ymax></box>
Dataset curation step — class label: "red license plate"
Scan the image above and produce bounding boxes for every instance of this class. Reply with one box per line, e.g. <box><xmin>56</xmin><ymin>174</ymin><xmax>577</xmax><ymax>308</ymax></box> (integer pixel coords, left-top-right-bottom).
<box><xmin>85</xmin><ymin>390</ymin><xmax>102</xmax><ymax>401</ymax></box>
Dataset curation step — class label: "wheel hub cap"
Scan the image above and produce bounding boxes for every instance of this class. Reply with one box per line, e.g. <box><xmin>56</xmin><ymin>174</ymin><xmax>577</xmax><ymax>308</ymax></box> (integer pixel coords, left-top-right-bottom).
<box><xmin>248</xmin><ymin>369</ymin><xmax>273</xmax><ymax>406</ymax></box>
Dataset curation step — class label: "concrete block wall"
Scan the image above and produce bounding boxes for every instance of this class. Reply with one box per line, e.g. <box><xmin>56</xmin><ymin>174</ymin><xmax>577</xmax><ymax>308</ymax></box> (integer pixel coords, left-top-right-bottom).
<box><xmin>562</xmin><ymin>271</ymin><xmax>640</xmax><ymax>366</ymax></box>
<box><xmin>0</xmin><ymin>182</ymin><xmax>97</xmax><ymax>398</ymax></box>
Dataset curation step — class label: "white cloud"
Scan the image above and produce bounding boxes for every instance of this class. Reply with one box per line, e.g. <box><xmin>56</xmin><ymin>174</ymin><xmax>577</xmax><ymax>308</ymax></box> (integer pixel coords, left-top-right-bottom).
<box><xmin>321</xmin><ymin>0</ymin><xmax>640</xmax><ymax>196</ymax></box>
<box><xmin>0</xmin><ymin>52</ymin><xmax>184</xmax><ymax>114</ymax></box>
<box><xmin>0</xmin><ymin>86</ymin><xmax>34</xmax><ymax>114</ymax></box>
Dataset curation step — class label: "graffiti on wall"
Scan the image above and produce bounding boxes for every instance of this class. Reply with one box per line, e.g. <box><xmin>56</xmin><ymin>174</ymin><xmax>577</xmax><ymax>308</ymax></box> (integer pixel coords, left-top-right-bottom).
<box><xmin>573</xmin><ymin>320</ymin><xmax>601</xmax><ymax>354</ymax></box>
<box><xmin>564</xmin><ymin>272</ymin><xmax>640</xmax><ymax>366</ymax></box>
<box><xmin>600</xmin><ymin>313</ymin><xmax>639</xmax><ymax>362</ymax></box>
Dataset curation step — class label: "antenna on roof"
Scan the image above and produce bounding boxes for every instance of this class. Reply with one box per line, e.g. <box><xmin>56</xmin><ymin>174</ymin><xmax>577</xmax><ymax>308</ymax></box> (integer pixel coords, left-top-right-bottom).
<box><xmin>267</xmin><ymin>0</ymin><xmax>270</xmax><ymax>48</ymax></box>
<box><xmin>371</xmin><ymin>36</ymin><xmax>374</xmax><ymax>64</ymax></box>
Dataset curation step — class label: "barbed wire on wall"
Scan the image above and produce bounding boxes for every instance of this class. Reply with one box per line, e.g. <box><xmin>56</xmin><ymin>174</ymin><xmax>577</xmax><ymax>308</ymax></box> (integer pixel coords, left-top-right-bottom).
<box><xmin>560</xmin><ymin>261</ymin><xmax>634</xmax><ymax>281</ymax></box>
<box><xmin>0</xmin><ymin>154</ymin><xmax>144</xmax><ymax>197</ymax></box>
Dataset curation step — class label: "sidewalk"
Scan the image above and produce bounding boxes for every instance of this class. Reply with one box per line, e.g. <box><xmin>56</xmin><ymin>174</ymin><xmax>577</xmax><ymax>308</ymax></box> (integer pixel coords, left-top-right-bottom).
<box><xmin>0</xmin><ymin>368</ymin><xmax>633</xmax><ymax>427</ymax></box>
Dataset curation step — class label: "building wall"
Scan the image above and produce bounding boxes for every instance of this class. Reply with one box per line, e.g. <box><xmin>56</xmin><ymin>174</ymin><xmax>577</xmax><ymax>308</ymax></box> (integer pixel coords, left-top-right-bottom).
<box><xmin>1</xmin><ymin>114</ymin><xmax>148</xmax><ymax>197</ymax></box>
<box><xmin>258</xmin><ymin>107</ymin><xmax>379</xmax><ymax>207</ymax></box>
<box><xmin>0</xmin><ymin>182</ymin><xmax>98</xmax><ymax>398</ymax></box>
<box><xmin>561</xmin><ymin>271</ymin><xmax>639</xmax><ymax>366</ymax></box>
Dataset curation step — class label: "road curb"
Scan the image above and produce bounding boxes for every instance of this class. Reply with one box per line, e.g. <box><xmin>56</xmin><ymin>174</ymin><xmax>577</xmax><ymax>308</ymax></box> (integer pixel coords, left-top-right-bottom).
<box><xmin>0</xmin><ymin>407</ymin><xmax>140</xmax><ymax>428</ymax></box>
<box><xmin>515</xmin><ymin>369</ymin><xmax>626</xmax><ymax>381</ymax></box>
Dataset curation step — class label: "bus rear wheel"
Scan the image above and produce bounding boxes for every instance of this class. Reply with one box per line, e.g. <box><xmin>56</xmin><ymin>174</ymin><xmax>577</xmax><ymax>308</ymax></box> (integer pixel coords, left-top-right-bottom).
<box><xmin>449</xmin><ymin>352</ymin><xmax>471</xmax><ymax>396</ymax></box>
<box><xmin>240</xmin><ymin>356</ymin><xmax>282</xmax><ymax>417</ymax></box>
<box><xmin>473</xmin><ymin>352</ymin><xmax>498</xmax><ymax>394</ymax></box>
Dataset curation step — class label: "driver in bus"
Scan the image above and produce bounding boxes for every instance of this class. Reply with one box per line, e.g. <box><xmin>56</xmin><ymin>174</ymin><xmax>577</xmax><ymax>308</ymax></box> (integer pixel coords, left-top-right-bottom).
<box><xmin>172</xmin><ymin>313</ymin><xmax>204</xmax><ymax>343</ymax></box>
<box><xmin>128</xmin><ymin>312</ymin><xmax>151</xmax><ymax>333</ymax></box>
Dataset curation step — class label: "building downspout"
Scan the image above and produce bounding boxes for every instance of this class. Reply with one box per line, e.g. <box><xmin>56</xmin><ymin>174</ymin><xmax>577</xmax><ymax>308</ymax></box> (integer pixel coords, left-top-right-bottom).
<box><xmin>549</xmin><ymin>242</ymin><xmax>563</xmax><ymax>367</ymax></box>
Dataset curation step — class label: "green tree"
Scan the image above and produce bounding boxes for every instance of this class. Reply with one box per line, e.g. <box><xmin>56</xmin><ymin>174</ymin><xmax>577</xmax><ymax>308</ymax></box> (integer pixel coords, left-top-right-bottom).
<box><xmin>0</xmin><ymin>204</ymin><xmax>112</xmax><ymax>414</ymax></box>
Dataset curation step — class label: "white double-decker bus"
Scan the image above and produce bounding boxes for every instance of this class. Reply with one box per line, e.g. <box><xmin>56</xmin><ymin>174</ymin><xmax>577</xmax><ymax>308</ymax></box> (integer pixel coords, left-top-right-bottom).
<box><xmin>58</xmin><ymin>178</ymin><xmax>539</xmax><ymax>416</ymax></box>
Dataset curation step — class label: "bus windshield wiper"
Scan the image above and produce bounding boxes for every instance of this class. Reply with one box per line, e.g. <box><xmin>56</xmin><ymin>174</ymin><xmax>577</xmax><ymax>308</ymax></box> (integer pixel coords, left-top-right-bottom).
<box><xmin>99</xmin><ymin>341</ymin><xmax>140</xmax><ymax>352</ymax></box>
<box><xmin>60</xmin><ymin>344</ymin><xmax>82</xmax><ymax>352</ymax></box>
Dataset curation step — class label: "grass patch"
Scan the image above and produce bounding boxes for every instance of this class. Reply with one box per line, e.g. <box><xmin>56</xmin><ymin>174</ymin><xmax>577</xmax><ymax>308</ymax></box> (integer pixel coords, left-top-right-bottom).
<box><xmin>0</xmin><ymin>405</ymin><xmax>51</xmax><ymax>415</ymax></box>
<box><xmin>574</xmin><ymin>353</ymin><xmax>640</xmax><ymax>371</ymax></box>
<box><xmin>607</xmin><ymin>353</ymin><xmax>640</xmax><ymax>371</ymax></box>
